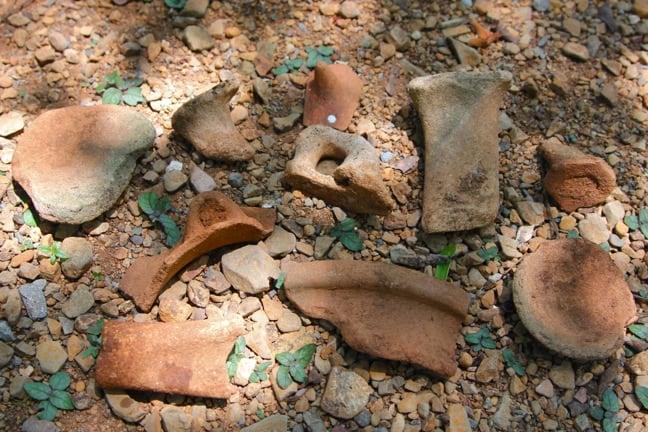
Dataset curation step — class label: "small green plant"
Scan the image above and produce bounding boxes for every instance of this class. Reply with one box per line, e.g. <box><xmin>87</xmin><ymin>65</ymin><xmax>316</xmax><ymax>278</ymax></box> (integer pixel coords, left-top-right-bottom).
<box><xmin>248</xmin><ymin>361</ymin><xmax>271</xmax><ymax>383</ymax></box>
<box><xmin>95</xmin><ymin>71</ymin><xmax>146</xmax><ymax>106</ymax></box>
<box><xmin>625</xmin><ymin>208</ymin><xmax>648</xmax><ymax>238</ymax></box>
<box><xmin>276</xmin><ymin>344</ymin><xmax>316</xmax><ymax>389</ymax></box>
<box><xmin>477</xmin><ymin>245</ymin><xmax>500</xmax><ymax>262</ymax></box>
<box><xmin>636</xmin><ymin>386</ymin><xmax>648</xmax><ymax>410</ymax></box>
<box><xmin>91</xmin><ymin>270</ymin><xmax>104</xmax><ymax>282</ymax></box>
<box><xmin>138</xmin><ymin>191</ymin><xmax>181</xmax><ymax>247</ymax></box>
<box><xmin>628</xmin><ymin>323</ymin><xmax>648</xmax><ymax>342</ymax></box>
<box><xmin>24</xmin><ymin>371</ymin><xmax>75</xmax><ymax>420</ymax></box>
<box><xmin>590</xmin><ymin>388</ymin><xmax>621</xmax><ymax>432</ymax></box>
<box><xmin>566</xmin><ymin>229</ymin><xmax>580</xmax><ymax>239</ymax></box>
<box><xmin>81</xmin><ymin>319</ymin><xmax>104</xmax><ymax>358</ymax></box>
<box><xmin>38</xmin><ymin>241</ymin><xmax>69</xmax><ymax>265</ymax></box>
<box><xmin>255</xmin><ymin>408</ymin><xmax>265</xmax><ymax>419</ymax></box>
<box><xmin>330</xmin><ymin>218</ymin><xmax>363</xmax><ymax>252</ymax></box>
<box><xmin>20</xmin><ymin>238</ymin><xmax>35</xmax><ymax>252</ymax></box>
<box><xmin>502</xmin><ymin>348</ymin><xmax>525</xmax><ymax>376</ymax></box>
<box><xmin>273</xmin><ymin>58</ymin><xmax>304</xmax><ymax>76</ymax></box>
<box><xmin>434</xmin><ymin>243</ymin><xmax>456</xmax><ymax>281</ymax></box>
<box><xmin>274</xmin><ymin>272</ymin><xmax>286</xmax><ymax>290</ymax></box>
<box><xmin>23</xmin><ymin>208</ymin><xmax>38</xmax><ymax>227</ymax></box>
<box><xmin>226</xmin><ymin>336</ymin><xmax>246</xmax><ymax>379</ymax></box>
<box><xmin>465</xmin><ymin>327</ymin><xmax>496</xmax><ymax>352</ymax></box>
<box><xmin>305</xmin><ymin>45</ymin><xmax>334</xmax><ymax>68</ymax></box>
<box><xmin>164</xmin><ymin>0</ymin><xmax>187</xmax><ymax>8</ymax></box>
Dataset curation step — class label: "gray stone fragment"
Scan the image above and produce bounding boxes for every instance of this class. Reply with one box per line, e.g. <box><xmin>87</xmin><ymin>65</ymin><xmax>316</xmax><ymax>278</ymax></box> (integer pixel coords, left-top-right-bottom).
<box><xmin>265</xmin><ymin>226</ymin><xmax>296</xmax><ymax>257</ymax></box>
<box><xmin>36</xmin><ymin>339</ymin><xmax>67</xmax><ymax>374</ymax></box>
<box><xmin>18</xmin><ymin>279</ymin><xmax>48</xmax><ymax>320</ymax></box>
<box><xmin>189</xmin><ymin>164</ymin><xmax>216</xmax><ymax>193</ymax></box>
<box><xmin>240</xmin><ymin>414</ymin><xmax>288</xmax><ymax>432</ymax></box>
<box><xmin>161</xmin><ymin>405</ymin><xmax>192</xmax><ymax>432</ymax></box>
<box><xmin>222</xmin><ymin>245</ymin><xmax>280</xmax><ymax>294</ymax></box>
<box><xmin>62</xmin><ymin>285</ymin><xmax>95</xmax><ymax>318</ymax></box>
<box><xmin>105</xmin><ymin>389</ymin><xmax>147</xmax><ymax>423</ymax></box>
<box><xmin>61</xmin><ymin>237</ymin><xmax>93</xmax><ymax>280</ymax></box>
<box><xmin>321</xmin><ymin>367</ymin><xmax>373</xmax><ymax>419</ymax></box>
<box><xmin>0</xmin><ymin>341</ymin><xmax>14</xmax><ymax>367</ymax></box>
<box><xmin>183</xmin><ymin>25</ymin><xmax>215</xmax><ymax>52</ymax></box>
<box><xmin>21</xmin><ymin>416</ymin><xmax>61</xmax><ymax>432</ymax></box>
<box><xmin>0</xmin><ymin>320</ymin><xmax>14</xmax><ymax>342</ymax></box>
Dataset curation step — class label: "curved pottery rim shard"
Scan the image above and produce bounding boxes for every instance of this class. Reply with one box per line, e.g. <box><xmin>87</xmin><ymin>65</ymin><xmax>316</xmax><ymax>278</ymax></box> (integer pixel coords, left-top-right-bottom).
<box><xmin>407</xmin><ymin>71</ymin><xmax>511</xmax><ymax>233</ymax></box>
<box><xmin>283</xmin><ymin>260</ymin><xmax>470</xmax><ymax>378</ymax></box>
<box><xmin>119</xmin><ymin>191</ymin><xmax>275</xmax><ymax>312</ymax></box>
<box><xmin>96</xmin><ymin>316</ymin><xmax>245</xmax><ymax>398</ymax></box>
<box><xmin>303</xmin><ymin>61</ymin><xmax>364</xmax><ymax>131</ymax></box>
<box><xmin>284</xmin><ymin>125</ymin><xmax>395</xmax><ymax>215</ymax></box>
<box><xmin>540</xmin><ymin>137</ymin><xmax>616</xmax><ymax>212</ymax></box>
<box><xmin>512</xmin><ymin>238</ymin><xmax>635</xmax><ymax>360</ymax></box>
<box><xmin>171</xmin><ymin>80</ymin><xmax>255</xmax><ymax>162</ymax></box>
<box><xmin>12</xmin><ymin>105</ymin><xmax>155</xmax><ymax>224</ymax></box>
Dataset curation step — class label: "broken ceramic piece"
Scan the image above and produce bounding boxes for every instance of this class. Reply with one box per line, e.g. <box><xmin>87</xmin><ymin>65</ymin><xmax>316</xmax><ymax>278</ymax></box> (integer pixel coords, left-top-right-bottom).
<box><xmin>13</xmin><ymin>105</ymin><xmax>155</xmax><ymax>224</ymax></box>
<box><xmin>282</xmin><ymin>260</ymin><xmax>470</xmax><ymax>378</ymax></box>
<box><xmin>303</xmin><ymin>62</ymin><xmax>363</xmax><ymax>131</ymax></box>
<box><xmin>407</xmin><ymin>71</ymin><xmax>511</xmax><ymax>233</ymax></box>
<box><xmin>540</xmin><ymin>137</ymin><xmax>616</xmax><ymax>212</ymax></box>
<box><xmin>120</xmin><ymin>191</ymin><xmax>275</xmax><ymax>311</ymax></box>
<box><xmin>171</xmin><ymin>81</ymin><xmax>255</xmax><ymax>161</ymax></box>
<box><xmin>96</xmin><ymin>316</ymin><xmax>245</xmax><ymax>398</ymax></box>
<box><xmin>513</xmin><ymin>238</ymin><xmax>635</xmax><ymax>360</ymax></box>
<box><xmin>284</xmin><ymin>125</ymin><xmax>395</xmax><ymax>215</ymax></box>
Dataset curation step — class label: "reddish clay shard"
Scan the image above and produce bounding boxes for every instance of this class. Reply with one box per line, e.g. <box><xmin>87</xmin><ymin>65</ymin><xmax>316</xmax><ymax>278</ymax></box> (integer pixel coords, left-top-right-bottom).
<box><xmin>303</xmin><ymin>61</ymin><xmax>363</xmax><ymax>131</ymax></box>
<box><xmin>120</xmin><ymin>191</ymin><xmax>275</xmax><ymax>311</ymax></box>
<box><xmin>283</xmin><ymin>260</ymin><xmax>470</xmax><ymax>378</ymax></box>
<box><xmin>513</xmin><ymin>238</ymin><xmax>635</xmax><ymax>360</ymax></box>
<box><xmin>540</xmin><ymin>137</ymin><xmax>616</xmax><ymax>212</ymax></box>
<box><xmin>96</xmin><ymin>317</ymin><xmax>245</xmax><ymax>398</ymax></box>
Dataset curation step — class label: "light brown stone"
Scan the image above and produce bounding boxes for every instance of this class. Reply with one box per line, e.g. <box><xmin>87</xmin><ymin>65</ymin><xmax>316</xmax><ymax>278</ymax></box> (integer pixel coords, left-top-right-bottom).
<box><xmin>96</xmin><ymin>317</ymin><xmax>245</xmax><ymax>398</ymax></box>
<box><xmin>407</xmin><ymin>71</ymin><xmax>511</xmax><ymax>233</ymax></box>
<box><xmin>13</xmin><ymin>106</ymin><xmax>155</xmax><ymax>224</ymax></box>
<box><xmin>284</xmin><ymin>125</ymin><xmax>395</xmax><ymax>215</ymax></box>
<box><xmin>303</xmin><ymin>62</ymin><xmax>363</xmax><ymax>131</ymax></box>
<box><xmin>120</xmin><ymin>191</ymin><xmax>275</xmax><ymax>311</ymax></box>
<box><xmin>513</xmin><ymin>238</ymin><xmax>635</xmax><ymax>360</ymax></box>
<box><xmin>283</xmin><ymin>260</ymin><xmax>470</xmax><ymax>378</ymax></box>
<box><xmin>172</xmin><ymin>81</ymin><xmax>255</xmax><ymax>161</ymax></box>
<box><xmin>540</xmin><ymin>137</ymin><xmax>616</xmax><ymax>212</ymax></box>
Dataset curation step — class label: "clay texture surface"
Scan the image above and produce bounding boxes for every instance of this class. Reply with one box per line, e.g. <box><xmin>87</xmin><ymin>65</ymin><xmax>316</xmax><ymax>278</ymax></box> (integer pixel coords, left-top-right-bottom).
<box><xmin>513</xmin><ymin>238</ymin><xmax>635</xmax><ymax>360</ymax></box>
<box><xmin>283</xmin><ymin>260</ymin><xmax>470</xmax><ymax>378</ymax></box>
<box><xmin>119</xmin><ymin>191</ymin><xmax>275</xmax><ymax>311</ymax></box>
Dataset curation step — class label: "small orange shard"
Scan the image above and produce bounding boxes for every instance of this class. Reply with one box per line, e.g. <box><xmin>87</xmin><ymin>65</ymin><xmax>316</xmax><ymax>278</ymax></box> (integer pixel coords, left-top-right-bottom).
<box><xmin>468</xmin><ymin>19</ymin><xmax>501</xmax><ymax>48</ymax></box>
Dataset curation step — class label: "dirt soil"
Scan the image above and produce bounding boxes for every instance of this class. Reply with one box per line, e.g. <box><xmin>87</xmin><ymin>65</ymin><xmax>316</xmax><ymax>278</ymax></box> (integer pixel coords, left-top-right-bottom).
<box><xmin>0</xmin><ymin>0</ymin><xmax>647</xmax><ymax>431</ymax></box>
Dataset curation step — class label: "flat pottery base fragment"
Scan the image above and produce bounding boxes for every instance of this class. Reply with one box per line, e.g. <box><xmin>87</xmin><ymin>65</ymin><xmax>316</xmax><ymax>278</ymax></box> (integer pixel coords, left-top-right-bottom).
<box><xmin>407</xmin><ymin>71</ymin><xmax>511</xmax><ymax>233</ymax></box>
<box><xmin>513</xmin><ymin>238</ymin><xmax>635</xmax><ymax>360</ymax></box>
<box><xmin>95</xmin><ymin>317</ymin><xmax>245</xmax><ymax>398</ymax></box>
<box><xmin>540</xmin><ymin>137</ymin><xmax>616</xmax><ymax>212</ymax></box>
<box><xmin>283</xmin><ymin>260</ymin><xmax>470</xmax><ymax>378</ymax></box>
<box><xmin>284</xmin><ymin>125</ymin><xmax>394</xmax><ymax>215</ymax></box>
<box><xmin>120</xmin><ymin>191</ymin><xmax>275</xmax><ymax>311</ymax></box>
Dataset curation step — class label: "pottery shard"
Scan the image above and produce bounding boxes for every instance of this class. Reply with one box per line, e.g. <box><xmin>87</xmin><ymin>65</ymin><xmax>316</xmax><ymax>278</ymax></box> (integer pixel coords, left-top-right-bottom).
<box><xmin>513</xmin><ymin>238</ymin><xmax>635</xmax><ymax>360</ymax></box>
<box><xmin>407</xmin><ymin>71</ymin><xmax>511</xmax><ymax>233</ymax></box>
<box><xmin>96</xmin><ymin>316</ymin><xmax>245</xmax><ymax>398</ymax></box>
<box><xmin>303</xmin><ymin>62</ymin><xmax>363</xmax><ymax>131</ymax></box>
<box><xmin>540</xmin><ymin>137</ymin><xmax>616</xmax><ymax>212</ymax></box>
<box><xmin>119</xmin><ymin>191</ymin><xmax>275</xmax><ymax>312</ymax></box>
<box><xmin>171</xmin><ymin>80</ymin><xmax>255</xmax><ymax>161</ymax></box>
<box><xmin>283</xmin><ymin>260</ymin><xmax>470</xmax><ymax>378</ymax></box>
<box><xmin>284</xmin><ymin>125</ymin><xmax>395</xmax><ymax>215</ymax></box>
<box><xmin>13</xmin><ymin>105</ymin><xmax>155</xmax><ymax>224</ymax></box>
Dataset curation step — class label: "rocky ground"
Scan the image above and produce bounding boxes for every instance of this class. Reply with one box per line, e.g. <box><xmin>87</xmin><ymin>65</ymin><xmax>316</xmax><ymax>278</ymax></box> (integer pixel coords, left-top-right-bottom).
<box><xmin>0</xmin><ymin>0</ymin><xmax>647</xmax><ymax>431</ymax></box>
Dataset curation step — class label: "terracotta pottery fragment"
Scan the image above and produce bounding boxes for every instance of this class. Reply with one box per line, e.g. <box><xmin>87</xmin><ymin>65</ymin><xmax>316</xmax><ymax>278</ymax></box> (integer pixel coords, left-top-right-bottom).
<box><xmin>284</xmin><ymin>125</ymin><xmax>395</xmax><ymax>215</ymax></box>
<box><xmin>407</xmin><ymin>71</ymin><xmax>511</xmax><ymax>233</ymax></box>
<box><xmin>513</xmin><ymin>238</ymin><xmax>635</xmax><ymax>360</ymax></box>
<box><xmin>171</xmin><ymin>80</ymin><xmax>255</xmax><ymax>161</ymax></box>
<box><xmin>303</xmin><ymin>62</ymin><xmax>363</xmax><ymax>131</ymax></box>
<box><xmin>96</xmin><ymin>317</ymin><xmax>245</xmax><ymax>398</ymax></box>
<box><xmin>119</xmin><ymin>191</ymin><xmax>275</xmax><ymax>311</ymax></box>
<box><xmin>540</xmin><ymin>137</ymin><xmax>616</xmax><ymax>212</ymax></box>
<box><xmin>282</xmin><ymin>260</ymin><xmax>470</xmax><ymax>378</ymax></box>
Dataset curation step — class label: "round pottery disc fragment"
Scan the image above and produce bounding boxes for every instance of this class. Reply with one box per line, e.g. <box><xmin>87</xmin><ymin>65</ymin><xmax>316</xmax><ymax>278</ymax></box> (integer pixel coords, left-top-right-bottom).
<box><xmin>512</xmin><ymin>238</ymin><xmax>635</xmax><ymax>360</ymax></box>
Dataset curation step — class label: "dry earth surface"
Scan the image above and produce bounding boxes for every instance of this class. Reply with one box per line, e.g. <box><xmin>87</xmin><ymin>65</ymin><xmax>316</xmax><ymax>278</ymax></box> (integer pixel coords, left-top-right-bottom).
<box><xmin>0</xmin><ymin>0</ymin><xmax>647</xmax><ymax>431</ymax></box>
